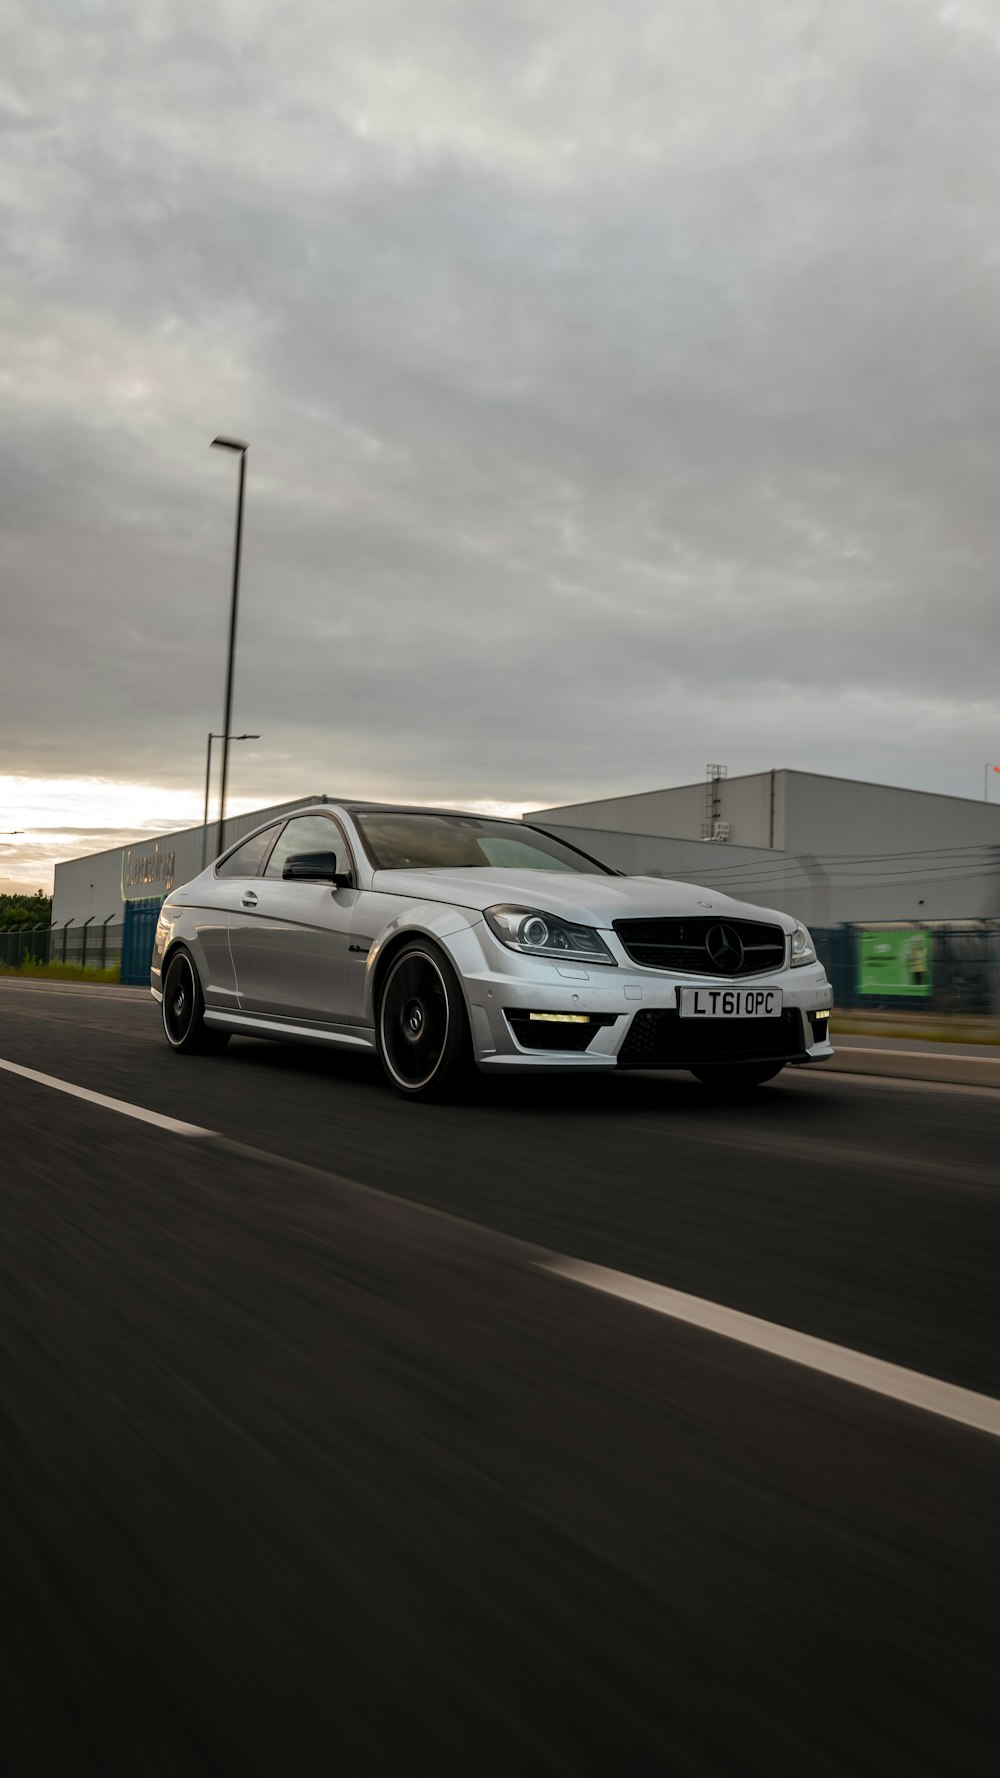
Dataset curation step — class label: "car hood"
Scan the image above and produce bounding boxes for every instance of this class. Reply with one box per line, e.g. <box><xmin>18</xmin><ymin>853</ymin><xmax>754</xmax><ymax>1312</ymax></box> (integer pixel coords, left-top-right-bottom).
<box><xmin>369</xmin><ymin>868</ymin><xmax>796</xmax><ymax>931</ymax></box>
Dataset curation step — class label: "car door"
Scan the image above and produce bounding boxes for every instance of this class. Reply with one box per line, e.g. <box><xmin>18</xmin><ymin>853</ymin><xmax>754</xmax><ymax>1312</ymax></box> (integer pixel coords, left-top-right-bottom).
<box><xmin>199</xmin><ymin>823</ymin><xmax>285</xmax><ymax>1008</ymax></box>
<box><xmin>228</xmin><ymin>813</ymin><xmax>358</xmax><ymax>1024</ymax></box>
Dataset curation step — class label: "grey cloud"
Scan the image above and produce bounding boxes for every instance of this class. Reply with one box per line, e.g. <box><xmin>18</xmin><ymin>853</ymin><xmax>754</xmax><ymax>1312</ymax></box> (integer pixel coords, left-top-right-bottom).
<box><xmin>2</xmin><ymin>0</ymin><xmax>999</xmax><ymax>856</ymax></box>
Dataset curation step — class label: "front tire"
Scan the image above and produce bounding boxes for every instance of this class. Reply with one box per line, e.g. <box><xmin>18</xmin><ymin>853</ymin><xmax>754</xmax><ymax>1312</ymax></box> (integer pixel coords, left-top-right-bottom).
<box><xmin>376</xmin><ymin>941</ymin><xmax>472</xmax><ymax>1100</ymax></box>
<box><xmin>691</xmin><ymin>1062</ymin><xmax>785</xmax><ymax>1093</ymax></box>
<box><xmin>162</xmin><ymin>947</ymin><xmax>230</xmax><ymax>1055</ymax></box>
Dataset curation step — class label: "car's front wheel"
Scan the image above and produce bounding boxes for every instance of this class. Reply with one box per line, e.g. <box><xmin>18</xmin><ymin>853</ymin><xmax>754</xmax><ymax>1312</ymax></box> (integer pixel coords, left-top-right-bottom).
<box><xmin>376</xmin><ymin>941</ymin><xmax>472</xmax><ymax>1100</ymax></box>
<box><xmin>162</xmin><ymin>947</ymin><xmax>230</xmax><ymax>1055</ymax></box>
<box><xmin>690</xmin><ymin>1061</ymin><xmax>786</xmax><ymax>1092</ymax></box>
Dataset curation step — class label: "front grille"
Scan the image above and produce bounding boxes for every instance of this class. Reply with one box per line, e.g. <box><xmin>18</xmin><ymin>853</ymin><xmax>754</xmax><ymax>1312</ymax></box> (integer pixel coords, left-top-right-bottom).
<box><xmin>613</xmin><ymin>917</ymin><xmax>786</xmax><ymax>977</ymax></box>
<box><xmin>617</xmin><ymin>1008</ymin><xmax>807</xmax><ymax>1069</ymax></box>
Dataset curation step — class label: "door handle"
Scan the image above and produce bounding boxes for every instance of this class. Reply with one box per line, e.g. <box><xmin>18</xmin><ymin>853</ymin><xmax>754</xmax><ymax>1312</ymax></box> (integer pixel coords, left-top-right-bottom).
<box><xmin>241</xmin><ymin>891</ymin><xmax>258</xmax><ymax>908</ymax></box>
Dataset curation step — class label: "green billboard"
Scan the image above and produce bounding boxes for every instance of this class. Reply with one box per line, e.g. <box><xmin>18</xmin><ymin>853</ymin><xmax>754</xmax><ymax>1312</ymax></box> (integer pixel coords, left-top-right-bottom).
<box><xmin>857</xmin><ymin>930</ymin><xmax>933</xmax><ymax>998</ymax></box>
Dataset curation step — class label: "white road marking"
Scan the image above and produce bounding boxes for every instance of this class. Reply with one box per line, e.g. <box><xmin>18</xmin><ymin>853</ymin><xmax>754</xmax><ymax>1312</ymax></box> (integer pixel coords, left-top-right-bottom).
<box><xmin>543</xmin><ymin>1258</ymin><xmax>1000</xmax><ymax>1441</ymax></box>
<box><xmin>3</xmin><ymin>1037</ymin><xmax>998</xmax><ymax>1440</ymax></box>
<box><xmin>0</xmin><ymin>1057</ymin><xmax>211</xmax><ymax>1138</ymax></box>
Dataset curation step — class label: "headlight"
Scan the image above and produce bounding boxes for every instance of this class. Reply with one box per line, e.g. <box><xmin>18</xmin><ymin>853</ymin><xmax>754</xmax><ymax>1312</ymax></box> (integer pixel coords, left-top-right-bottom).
<box><xmin>790</xmin><ymin>922</ymin><xmax>817</xmax><ymax>968</ymax></box>
<box><xmin>484</xmin><ymin>905</ymin><xmax>617</xmax><ymax>966</ymax></box>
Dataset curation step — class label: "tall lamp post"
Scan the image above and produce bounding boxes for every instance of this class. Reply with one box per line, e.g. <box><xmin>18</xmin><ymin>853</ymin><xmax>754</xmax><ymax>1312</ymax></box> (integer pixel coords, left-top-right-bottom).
<box><xmin>210</xmin><ymin>435</ymin><xmax>249</xmax><ymax>863</ymax></box>
<box><xmin>202</xmin><ymin>734</ymin><xmax>260</xmax><ymax>869</ymax></box>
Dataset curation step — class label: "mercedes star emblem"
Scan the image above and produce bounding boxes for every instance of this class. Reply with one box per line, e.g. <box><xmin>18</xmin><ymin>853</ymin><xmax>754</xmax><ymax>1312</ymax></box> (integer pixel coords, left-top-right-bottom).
<box><xmin>706</xmin><ymin>924</ymin><xmax>744</xmax><ymax>972</ymax></box>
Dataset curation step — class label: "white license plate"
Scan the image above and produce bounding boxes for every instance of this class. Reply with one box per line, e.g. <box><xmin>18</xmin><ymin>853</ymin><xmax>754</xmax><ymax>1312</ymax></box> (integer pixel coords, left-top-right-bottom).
<box><xmin>679</xmin><ymin>987</ymin><xmax>782</xmax><ymax>1018</ymax></box>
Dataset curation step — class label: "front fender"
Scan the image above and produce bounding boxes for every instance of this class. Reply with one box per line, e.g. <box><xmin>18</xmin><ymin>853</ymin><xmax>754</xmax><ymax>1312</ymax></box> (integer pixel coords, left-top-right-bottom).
<box><xmin>357</xmin><ymin>902</ymin><xmax>484</xmax><ymax>1026</ymax></box>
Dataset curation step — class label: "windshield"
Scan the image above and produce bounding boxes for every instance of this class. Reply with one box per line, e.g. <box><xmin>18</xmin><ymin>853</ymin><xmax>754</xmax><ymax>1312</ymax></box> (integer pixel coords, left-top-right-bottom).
<box><xmin>354</xmin><ymin>812</ymin><xmax>613</xmax><ymax>874</ymax></box>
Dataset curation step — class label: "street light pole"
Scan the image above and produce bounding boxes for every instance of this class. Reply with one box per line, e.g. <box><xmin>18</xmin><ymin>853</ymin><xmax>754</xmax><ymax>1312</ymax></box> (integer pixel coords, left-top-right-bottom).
<box><xmin>203</xmin><ymin>731</ymin><xmax>215</xmax><ymax>867</ymax></box>
<box><xmin>201</xmin><ymin>732</ymin><xmax>260</xmax><ymax>869</ymax></box>
<box><xmin>210</xmin><ymin>436</ymin><xmax>249</xmax><ymax>859</ymax></box>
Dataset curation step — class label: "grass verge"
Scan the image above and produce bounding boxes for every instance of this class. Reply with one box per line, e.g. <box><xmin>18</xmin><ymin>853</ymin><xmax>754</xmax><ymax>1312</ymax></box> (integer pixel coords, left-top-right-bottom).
<box><xmin>0</xmin><ymin>961</ymin><xmax>121</xmax><ymax>983</ymax></box>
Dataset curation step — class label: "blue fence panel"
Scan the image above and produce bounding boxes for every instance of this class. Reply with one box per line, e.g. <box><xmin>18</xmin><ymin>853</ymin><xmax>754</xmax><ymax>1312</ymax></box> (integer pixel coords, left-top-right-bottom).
<box><xmin>120</xmin><ymin>899</ymin><xmax>163</xmax><ymax>986</ymax></box>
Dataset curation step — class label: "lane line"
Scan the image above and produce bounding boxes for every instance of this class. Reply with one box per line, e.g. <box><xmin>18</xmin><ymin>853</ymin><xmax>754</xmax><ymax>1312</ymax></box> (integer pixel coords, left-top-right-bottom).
<box><xmin>4</xmin><ymin>1047</ymin><xmax>999</xmax><ymax>1438</ymax></box>
<box><xmin>542</xmin><ymin>1258</ymin><xmax>1000</xmax><ymax>1441</ymax></box>
<box><xmin>0</xmin><ymin>1057</ymin><xmax>210</xmax><ymax>1138</ymax></box>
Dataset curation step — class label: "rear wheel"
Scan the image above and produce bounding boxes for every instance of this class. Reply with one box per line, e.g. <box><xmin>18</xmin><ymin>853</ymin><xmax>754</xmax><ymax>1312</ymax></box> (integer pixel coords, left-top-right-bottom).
<box><xmin>690</xmin><ymin>1061</ymin><xmax>785</xmax><ymax>1093</ymax></box>
<box><xmin>162</xmin><ymin>947</ymin><xmax>230</xmax><ymax>1055</ymax></box>
<box><xmin>376</xmin><ymin>941</ymin><xmax>472</xmax><ymax>1100</ymax></box>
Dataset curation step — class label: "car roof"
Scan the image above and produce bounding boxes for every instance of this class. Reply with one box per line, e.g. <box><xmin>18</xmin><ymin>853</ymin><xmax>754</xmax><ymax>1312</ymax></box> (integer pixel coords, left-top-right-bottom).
<box><xmin>333</xmin><ymin>802</ymin><xmax>531</xmax><ymax>826</ymax></box>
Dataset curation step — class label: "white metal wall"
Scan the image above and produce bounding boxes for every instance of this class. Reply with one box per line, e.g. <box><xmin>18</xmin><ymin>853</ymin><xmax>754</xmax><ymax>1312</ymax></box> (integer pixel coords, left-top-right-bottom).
<box><xmin>539</xmin><ymin>769</ymin><xmax>1000</xmax><ymax>919</ymax></box>
<box><xmin>539</xmin><ymin>772</ymin><xmax>783</xmax><ymax>849</ymax></box>
<box><xmin>782</xmin><ymin>771</ymin><xmax>1000</xmax><ymax>856</ymax></box>
<box><xmin>540</xmin><ymin>821</ymin><xmax>1000</xmax><ymax>926</ymax></box>
<box><xmin>543</xmin><ymin>770</ymin><xmax>1000</xmax><ymax>859</ymax></box>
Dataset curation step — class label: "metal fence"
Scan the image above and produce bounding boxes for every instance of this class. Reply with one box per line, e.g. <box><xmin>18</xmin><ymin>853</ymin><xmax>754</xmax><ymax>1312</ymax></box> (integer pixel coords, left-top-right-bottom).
<box><xmin>0</xmin><ymin>920</ymin><xmax>125</xmax><ymax>971</ymax></box>
<box><xmin>2</xmin><ymin>913</ymin><xmax>998</xmax><ymax>1015</ymax></box>
<box><xmin>813</xmin><ymin>921</ymin><xmax>999</xmax><ymax>1016</ymax></box>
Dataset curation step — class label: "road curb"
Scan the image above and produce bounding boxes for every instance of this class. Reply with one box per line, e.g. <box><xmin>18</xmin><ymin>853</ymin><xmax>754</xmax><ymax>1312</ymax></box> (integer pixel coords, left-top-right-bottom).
<box><xmin>821</xmin><ymin>1051</ymin><xmax>1000</xmax><ymax>1090</ymax></box>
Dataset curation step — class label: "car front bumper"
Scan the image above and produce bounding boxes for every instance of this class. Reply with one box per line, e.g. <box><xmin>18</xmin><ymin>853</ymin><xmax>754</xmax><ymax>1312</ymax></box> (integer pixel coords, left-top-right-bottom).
<box><xmin>445</xmin><ymin>922</ymin><xmax>834</xmax><ymax>1073</ymax></box>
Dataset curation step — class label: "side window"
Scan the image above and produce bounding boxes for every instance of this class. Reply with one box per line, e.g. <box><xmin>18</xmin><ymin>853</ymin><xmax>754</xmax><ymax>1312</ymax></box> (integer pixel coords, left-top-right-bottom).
<box><xmin>263</xmin><ymin>815</ymin><xmax>350</xmax><ymax>881</ymax></box>
<box><xmin>216</xmin><ymin>826</ymin><xmax>279</xmax><ymax>879</ymax></box>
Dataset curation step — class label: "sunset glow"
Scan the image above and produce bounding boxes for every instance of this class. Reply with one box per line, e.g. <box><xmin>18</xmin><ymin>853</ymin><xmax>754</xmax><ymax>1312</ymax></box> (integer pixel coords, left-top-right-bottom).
<box><xmin>0</xmin><ymin>777</ymin><xmax>546</xmax><ymax>895</ymax></box>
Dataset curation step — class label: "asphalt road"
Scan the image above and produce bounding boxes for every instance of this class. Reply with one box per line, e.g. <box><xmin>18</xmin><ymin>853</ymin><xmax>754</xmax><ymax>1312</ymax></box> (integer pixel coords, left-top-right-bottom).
<box><xmin>2</xmin><ymin>980</ymin><xmax>999</xmax><ymax>1775</ymax></box>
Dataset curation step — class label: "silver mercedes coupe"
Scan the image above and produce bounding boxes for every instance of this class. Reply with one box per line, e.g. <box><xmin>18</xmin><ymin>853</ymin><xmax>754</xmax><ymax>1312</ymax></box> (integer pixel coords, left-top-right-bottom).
<box><xmin>151</xmin><ymin>803</ymin><xmax>834</xmax><ymax>1098</ymax></box>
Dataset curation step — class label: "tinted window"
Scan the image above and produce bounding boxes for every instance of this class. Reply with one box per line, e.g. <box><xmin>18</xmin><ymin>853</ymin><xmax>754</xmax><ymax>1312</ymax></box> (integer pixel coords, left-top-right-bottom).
<box><xmin>216</xmin><ymin>826</ymin><xmax>278</xmax><ymax>879</ymax></box>
<box><xmin>264</xmin><ymin>815</ymin><xmax>347</xmax><ymax>880</ymax></box>
<box><xmin>354</xmin><ymin>812</ymin><xmax>611</xmax><ymax>874</ymax></box>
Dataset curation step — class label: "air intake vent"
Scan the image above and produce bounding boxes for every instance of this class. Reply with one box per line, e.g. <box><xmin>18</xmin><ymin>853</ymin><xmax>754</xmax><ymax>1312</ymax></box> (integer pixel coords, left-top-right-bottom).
<box><xmin>618</xmin><ymin>1008</ymin><xmax>806</xmax><ymax>1068</ymax></box>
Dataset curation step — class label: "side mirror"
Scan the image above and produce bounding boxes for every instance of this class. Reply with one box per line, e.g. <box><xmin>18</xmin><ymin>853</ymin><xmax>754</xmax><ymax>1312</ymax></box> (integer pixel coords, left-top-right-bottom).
<box><xmin>282</xmin><ymin>851</ymin><xmax>352</xmax><ymax>888</ymax></box>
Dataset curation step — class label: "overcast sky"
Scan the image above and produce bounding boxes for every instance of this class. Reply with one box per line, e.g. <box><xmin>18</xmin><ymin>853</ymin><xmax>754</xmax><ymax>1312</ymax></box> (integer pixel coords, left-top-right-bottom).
<box><xmin>3</xmin><ymin>0</ymin><xmax>1000</xmax><ymax>891</ymax></box>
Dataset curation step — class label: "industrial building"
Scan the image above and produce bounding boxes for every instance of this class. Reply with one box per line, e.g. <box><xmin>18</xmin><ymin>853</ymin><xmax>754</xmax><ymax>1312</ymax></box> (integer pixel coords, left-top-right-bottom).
<box><xmin>537</xmin><ymin>767</ymin><xmax>1000</xmax><ymax>927</ymax></box>
<box><xmin>50</xmin><ymin>768</ymin><xmax>1000</xmax><ymax>933</ymax></box>
<box><xmin>34</xmin><ymin>768</ymin><xmax>997</xmax><ymax>1011</ymax></box>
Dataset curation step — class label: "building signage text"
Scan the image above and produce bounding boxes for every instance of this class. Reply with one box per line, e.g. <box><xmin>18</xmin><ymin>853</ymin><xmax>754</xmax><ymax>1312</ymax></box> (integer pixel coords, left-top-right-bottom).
<box><xmin>121</xmin><ymin>844</ymin><xmax>176</xmax><ymax>901</ymax></box>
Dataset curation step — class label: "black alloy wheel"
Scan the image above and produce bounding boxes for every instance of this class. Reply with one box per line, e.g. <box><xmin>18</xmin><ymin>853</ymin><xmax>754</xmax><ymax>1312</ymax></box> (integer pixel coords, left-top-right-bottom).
<box><xmin>377</xmin><ymin>942</ymin><xmax>471</xmax><ymax>1100</ymax></box>
<box><xmin>690</xmin><ymin>1061</ymin><xmax>786</xmax><ymax>1092</ymax></box>
<box><xmin>162</xmin><ymin>948</ymin><xmax>230</xmax><ymax>1055</ymax></box>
